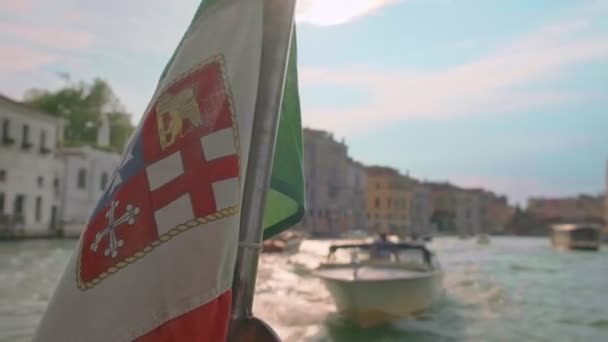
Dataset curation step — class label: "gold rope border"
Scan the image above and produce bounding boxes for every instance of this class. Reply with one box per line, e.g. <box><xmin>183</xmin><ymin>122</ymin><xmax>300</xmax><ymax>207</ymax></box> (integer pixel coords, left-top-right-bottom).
<box><xmin>77</xmin><ymin>206</ymin><xmax>239</xmax><ymax>290</ymax></box>
<box><xmin>76</xmin><ymin>54</ymin><xmax>243</xmax><ymax>291</ymax></box>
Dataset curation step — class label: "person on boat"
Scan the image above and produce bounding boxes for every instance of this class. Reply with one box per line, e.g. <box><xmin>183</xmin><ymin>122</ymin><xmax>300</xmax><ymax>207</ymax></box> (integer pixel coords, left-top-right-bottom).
<box><xmin>370</xmin><ymin>228</ymin><xmax>394</xmax><ymax>260</ymax></box>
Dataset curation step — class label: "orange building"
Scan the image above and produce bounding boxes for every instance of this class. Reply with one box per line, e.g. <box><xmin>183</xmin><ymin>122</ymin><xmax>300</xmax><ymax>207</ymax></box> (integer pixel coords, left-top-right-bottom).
<box><xmin>365</xmin><ymin>166</ymin><xmax>412</xmax><ymax>236</ymax></box>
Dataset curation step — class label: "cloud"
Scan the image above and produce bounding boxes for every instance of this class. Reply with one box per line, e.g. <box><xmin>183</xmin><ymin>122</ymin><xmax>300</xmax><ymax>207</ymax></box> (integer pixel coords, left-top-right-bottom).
<box><xmin>296</xmin><ymin>0</ymin><xmax>401</xmax><ymax>26</ymax></box>
<box><xmin>0</xmin><ymin>22</ymin><xmax>93</xmax><ymax>50</ymax></box>
<box><xmin>0</xmin><ymin>45</ymin><xmax>57</xmax><ymax>74</ymax></box>
<box><xmin>0</xmin><ymin>0</ymin><xmax>33</xmax><ymax>13</ymax></box>
<box><xmin>300</xmin><ymin>20</ymin><xmax>608</xmax><ymax>135</ymax></box>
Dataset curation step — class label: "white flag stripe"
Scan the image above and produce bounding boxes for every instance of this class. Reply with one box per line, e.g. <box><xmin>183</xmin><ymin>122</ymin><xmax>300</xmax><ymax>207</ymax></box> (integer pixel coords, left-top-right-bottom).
<box><xmin>201</xmin><ymin>128</ymin><xmax>237</xmax><ymax>161</ymax></box>
<box><xmin>146</xmin><ymin>152</ymin><xmax>184</xmax><ymax>191</ymax></box>
<box><xmin>212</xmin><ymin>178</ymin><xmax>239</xmax><ymax>210</ymax></box>
<box><xmin>154</xmin><ymin>194</ymin><xmax>195</xmax><ymax>236</ymax></box>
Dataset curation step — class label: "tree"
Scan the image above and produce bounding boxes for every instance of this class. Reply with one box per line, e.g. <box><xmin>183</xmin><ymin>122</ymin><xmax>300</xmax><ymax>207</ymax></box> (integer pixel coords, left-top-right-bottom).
<box><xmin>25</xmin><ymin>77</ymin><xmax>134</xmax><ymax>152</ymax></box>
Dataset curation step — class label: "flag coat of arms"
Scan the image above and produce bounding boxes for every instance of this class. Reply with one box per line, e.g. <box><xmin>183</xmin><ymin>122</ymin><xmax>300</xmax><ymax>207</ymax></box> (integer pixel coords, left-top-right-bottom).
<box><xmin>34</xmin><ymin>0</ymin><xmax>304</xmax><ymax>340</ymax></box>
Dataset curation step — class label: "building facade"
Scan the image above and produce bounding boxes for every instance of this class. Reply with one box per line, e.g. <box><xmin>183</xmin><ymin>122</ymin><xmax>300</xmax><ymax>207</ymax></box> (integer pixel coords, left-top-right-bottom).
<box><xmin>0</xmin><ymin>95</ymin><xmax>64</xmax><ymax>235</ymax></box>
<box><xmin>605</xmin><ymin>161</ymin><xmax>608</xmax><ymax>239</ymax></box>
<box><xmin>301</xmin><ymin>128</ymin><xmax>352</xmax><ymax>236</ymax></box>
<box><xmin>427</xmin><ymin>182</ymin><xmax>485</xmax><ymax>236</ymax></box>
<box><xmin>527</xmin><ymin>195</ymin><xmax>605</xmax><ymax>224</ymax></box>
<box><xmin>344</xmin><ymin>159</ymin><xmax>367</xmax><ymax>230</ymax></box>
<box><xmin>455</xmin><ymin>189</ymin><xmax>481</xmax><ymax>236</ymax></box>
<box><xmin>366</xmin><ymin>166</ymin><xmax>412</xmax><ymax>236</ymax></box>
<box><xmin>479</xmin><ymin>191</ymin><xmax>513</xmax><ymax>233</ymax></box>
<box><xmin>409</xmin><ymin>180</ymin><xmax>434</xmax><ymax>237</ymax></box>
<box><xmin>58</xmin><ymin>146</ymin><xmax>121</xmax><ymax>236</ymax></box>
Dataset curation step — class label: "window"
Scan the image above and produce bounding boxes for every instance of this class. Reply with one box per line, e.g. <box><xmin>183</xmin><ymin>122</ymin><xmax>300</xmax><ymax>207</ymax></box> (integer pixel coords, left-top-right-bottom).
<box><xmin>375</xmin><ymin>182</ymin><xmax>380</xmax><ymax>189</ymax></box>
<box><xmin>37</xmin><ymin>176</ymin><xmax>44</xmax><ymax>188</ymax></box>
<box><xmin>387</xmin><ymin>197</ymin><xmax>392</xmax><ymax>208</ymax></box>
<box><xmin>53</xmin><ymin>177</ymin><xmax>60</xmax><ymax>189</ymax></box>
<box><xmin>100</xmin><ymin>172</ymin><xmax>109</xmax><ymax>190</ymax></box>
<box><xmin>22</xmin><ymin>124</ymin><xmax>32</xmax><ymax>150</ymax></box>
<box><xmin>35</xmin><ymin>196</ymin><xmax>42</xmax><ymax>222</ymax></box>
<box><xmin>0</xmin><ymin>192</ymin><xmax>4</xmax><ymax>213</ymax></box>
<box><xmin>0</xmin><ymin>169</ymin><xmax>5</xmax><ymax>182</ymax></box>
<box><xmin>1</xmin><ymin>119</ymin><xmax>13</xmax><ymax>145</ymax></box>
<box><xmin>14</xmin><ymin>194</ymin><xmax>24</xmax><ymax>215</ymax></box>
<box><xmin>77</xmin><ymin>168</ymin><xmax>87</xmax><ymax>189</ymax></box>
<box><xmin>39</xmin><ymin>130</ymin><xmax>50</xmax><ymax>154</ymax></box>
<box><xmin>374</xmin><ymin>197</ymin><xmax>380</xmax><ymax>209</ymax></box>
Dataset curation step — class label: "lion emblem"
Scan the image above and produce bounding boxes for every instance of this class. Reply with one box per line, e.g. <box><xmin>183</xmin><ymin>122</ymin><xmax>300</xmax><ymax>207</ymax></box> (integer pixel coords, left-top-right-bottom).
<box><xmin>155</xmin><ymin>87</ymin><xmax>203</xmax><ymax>150</ymax></box>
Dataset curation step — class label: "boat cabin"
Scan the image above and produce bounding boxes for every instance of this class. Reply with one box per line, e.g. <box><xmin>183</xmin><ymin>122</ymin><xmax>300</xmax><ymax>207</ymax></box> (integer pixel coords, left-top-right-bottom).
<box><xmin>551</xmin><ymin>223</ymin><xmax>602</xmax><ymax>251</ymax></box>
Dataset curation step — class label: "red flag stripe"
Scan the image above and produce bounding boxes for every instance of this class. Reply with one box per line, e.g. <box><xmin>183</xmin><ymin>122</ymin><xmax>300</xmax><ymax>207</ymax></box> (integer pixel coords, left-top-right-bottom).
<box><xmin>135</xmin><ymin>290</ymin><xmax>232</xmax><ymax>342</ymax></box>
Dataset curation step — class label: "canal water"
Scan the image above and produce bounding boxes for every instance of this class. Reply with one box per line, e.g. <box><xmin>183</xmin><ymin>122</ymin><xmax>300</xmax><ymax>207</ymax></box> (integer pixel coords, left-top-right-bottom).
<box><xmin>1</xmin><ymin>237</ymin><xmax>607</xmax><ymax>341</ymax></box>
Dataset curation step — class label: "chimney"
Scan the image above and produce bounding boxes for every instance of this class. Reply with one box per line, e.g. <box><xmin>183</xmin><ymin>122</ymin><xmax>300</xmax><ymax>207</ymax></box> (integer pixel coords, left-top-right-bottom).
<box><xmin>97</xmin><ymin>113</ymin><xmax>111</xmax><ymax>147</ymax></box>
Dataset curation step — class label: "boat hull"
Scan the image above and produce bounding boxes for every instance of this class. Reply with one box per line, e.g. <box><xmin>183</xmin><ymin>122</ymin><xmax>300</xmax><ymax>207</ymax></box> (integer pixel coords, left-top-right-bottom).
<box><xmin>318</xmin><ymin>267</ymin><xmax>443</xmax><ymax>326</ymax></box>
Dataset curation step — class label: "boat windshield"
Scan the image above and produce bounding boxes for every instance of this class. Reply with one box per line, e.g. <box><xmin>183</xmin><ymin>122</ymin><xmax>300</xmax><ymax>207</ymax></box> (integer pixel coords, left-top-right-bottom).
<box><xmin>327</xmin><ymin>243</ymin><xmax>434</xmax><ymax>269</ymax></box>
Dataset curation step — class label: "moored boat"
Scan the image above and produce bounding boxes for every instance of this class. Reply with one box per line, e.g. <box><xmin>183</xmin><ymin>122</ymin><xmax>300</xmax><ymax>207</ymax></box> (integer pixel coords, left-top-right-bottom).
<box><xmin>551</xmin><ymin>223</ymin><xmax>602</xmax><ymax>251</ymax></box>
<box><xmin>261</xmin><ymin>230</ymin><xmax>304</xmax><ymax>254</ymax></box>
<box><xmin>476</xmin><ymin>233</ymin><xmax>490</xmax><ymax>245</ymax></box>
<box><xmin>314</xmin><ymin>241</ymin><xmax>443</xmax><ymax>326</ymax></box>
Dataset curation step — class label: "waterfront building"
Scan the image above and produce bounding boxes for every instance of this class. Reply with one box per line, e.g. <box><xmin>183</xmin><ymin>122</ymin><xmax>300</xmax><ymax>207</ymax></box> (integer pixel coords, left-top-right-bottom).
<box><xmin>479</xmin><ymin>191</ymin><xmax>513</xmax><ymax>233</ymax></box>
<box><xmin>427</xmin><ymin>182</ymin><xmax>487</xmax><ymax>236</ymax></box>
<box><xmin>366</xmin><ymin>166</ymin><xmax>412</xmax><ymax>236</ymax></box>
<box><xmin>409</xmin><ymin>180</ymin><xmax>435</xmax><ymax>237</ymax></box>
<box><xmin>344</xmin><ymin>158</ymin><xmax>367</xmax><ymax>231</ymax></box>
<box><xmin>527</xmin><ymin>194</ymin><xmax>605</xmax><ymax>224</ymax></box>
<box><xmin>58</xmin><ymin>146</ymin><xmax>121</xmax><ymax>236</ymax></box>
<box><xmin>605</xmin><ymin>161</ymin><xmax>608</xmax><ymax>239</ymax></box>
<box><xmin>301</xmin><ymin>128</ymin><xmax>351</xmax><ymax>236</ymax></box>
<box><xmin>0</xmin><ymin>95</ymin><xmax>65</xmax><ymax>236</ymax></box>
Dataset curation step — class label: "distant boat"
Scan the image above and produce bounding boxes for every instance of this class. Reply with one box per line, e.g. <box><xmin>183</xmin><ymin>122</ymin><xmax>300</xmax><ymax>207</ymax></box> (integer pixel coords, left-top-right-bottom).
<box><xmin>551</xmin><ymin>223</ymin><xmax>601</xmax><ymax>251</ymax></box>
<box><xmin>476</xmin><ymin>233</ymin><xmax>490</xmax><ymax>245</ymax></box>
<box><xmin>261</xmin><ymin>230</ymin><xmax>304</xmax><ymax>254</ymax></box>
<box><xmin>314</xmin><ymin>242</ymin><xmax>443</xmax><ymax>326</ymax></box>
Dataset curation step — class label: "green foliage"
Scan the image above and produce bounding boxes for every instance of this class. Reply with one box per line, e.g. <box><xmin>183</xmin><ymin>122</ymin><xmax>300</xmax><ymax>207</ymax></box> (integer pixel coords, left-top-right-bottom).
<box><xmin>24</xmin><ymin>77</ymin><xmax>134</xmax><ymax>152</ymax></box>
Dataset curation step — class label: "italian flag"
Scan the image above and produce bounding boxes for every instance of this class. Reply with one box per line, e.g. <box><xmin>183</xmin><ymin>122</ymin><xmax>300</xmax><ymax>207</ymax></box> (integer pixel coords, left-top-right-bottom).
<box><xmin>34</xmin><ymin>0</ymin><xmax>304</xmax><ymax>341</ymax></box>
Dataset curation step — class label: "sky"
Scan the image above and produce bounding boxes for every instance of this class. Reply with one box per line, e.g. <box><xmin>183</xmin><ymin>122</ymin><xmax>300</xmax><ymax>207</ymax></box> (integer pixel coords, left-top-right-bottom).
<box><xmin>0</xmin><ymin>0</ymin><xmax>606</xmax><ymax>204</ymax></box>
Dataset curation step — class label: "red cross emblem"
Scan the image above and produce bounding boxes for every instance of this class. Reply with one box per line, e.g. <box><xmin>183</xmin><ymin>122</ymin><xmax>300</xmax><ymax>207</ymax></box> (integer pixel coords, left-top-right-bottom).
<box><xmin>77</xmin><ymin>56</ymin><xmax>241</xmax><ymax>290</ymax></box>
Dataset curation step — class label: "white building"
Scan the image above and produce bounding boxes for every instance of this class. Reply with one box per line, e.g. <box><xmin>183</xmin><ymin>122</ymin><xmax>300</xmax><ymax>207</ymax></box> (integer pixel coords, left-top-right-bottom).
<box><xmin>302</xmin><ymin>128</ymin><xmax>350</xmax><ymax>236</ymax></box>
<box><xmin>59</xmin><ymin>146</ymin><xmax>121</xmax><ymax>237</ymax></box>
<box><xmin>0</xmin><ymin>95</ymin><xmax>64</xmax><ymax>236</ymax></box>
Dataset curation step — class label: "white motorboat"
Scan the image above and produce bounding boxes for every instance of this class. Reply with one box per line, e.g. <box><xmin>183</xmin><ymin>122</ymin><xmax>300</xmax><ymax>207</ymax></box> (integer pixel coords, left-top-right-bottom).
<box><xmin>314</xmin><ymin>242</ymin><xmax>443</xmax><ymax>326</ymax></box>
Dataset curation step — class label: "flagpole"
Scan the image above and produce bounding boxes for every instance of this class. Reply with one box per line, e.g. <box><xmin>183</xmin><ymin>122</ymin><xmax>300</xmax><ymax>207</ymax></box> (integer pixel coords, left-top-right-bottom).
<box><xmin>229</xmin><ymin>0</ymin><xmax>296</xmax><ymax>336</ymax></box>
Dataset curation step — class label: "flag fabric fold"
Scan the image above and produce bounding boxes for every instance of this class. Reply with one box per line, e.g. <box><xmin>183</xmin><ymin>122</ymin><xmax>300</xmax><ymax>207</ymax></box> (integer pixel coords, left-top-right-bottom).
<box><xmin>262</xmin><ymin>32</ymin><xmax>306</xmax><ymax>239</ymax></box>
<box><xmin>33</xmin><ymin>0</ymin><xmax>303</xmax><ymax>340</ymax></box>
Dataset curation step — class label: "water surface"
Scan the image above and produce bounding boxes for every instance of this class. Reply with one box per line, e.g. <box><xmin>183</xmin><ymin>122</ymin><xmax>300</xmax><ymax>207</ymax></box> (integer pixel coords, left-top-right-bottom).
<box><xmin>1</xmin><ymin>237</ymin><xmax>607</xmax><ymax>341</ymax></box>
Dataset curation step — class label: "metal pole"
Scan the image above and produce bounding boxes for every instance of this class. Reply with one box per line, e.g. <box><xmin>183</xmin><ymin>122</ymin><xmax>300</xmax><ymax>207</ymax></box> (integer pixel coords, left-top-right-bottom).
<box><xmin>230</xmin><ymin>0</ymin><xmax>297</xmax><ymax>320</ymax></box>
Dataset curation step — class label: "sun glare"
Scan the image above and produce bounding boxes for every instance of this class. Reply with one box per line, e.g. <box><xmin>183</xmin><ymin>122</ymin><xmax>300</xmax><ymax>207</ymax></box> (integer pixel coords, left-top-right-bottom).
<box><xmin>296</xmin><ymin>0</ymin><xmax>398</xmax><ymax>26</ymax></box>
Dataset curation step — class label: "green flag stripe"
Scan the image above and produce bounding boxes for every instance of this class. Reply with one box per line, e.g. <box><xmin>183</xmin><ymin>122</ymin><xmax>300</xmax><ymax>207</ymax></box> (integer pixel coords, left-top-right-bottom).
<box><xmin>262</xmin><ymin>29</ymin><xmax>306</xmax><ymax>239</ymax></box>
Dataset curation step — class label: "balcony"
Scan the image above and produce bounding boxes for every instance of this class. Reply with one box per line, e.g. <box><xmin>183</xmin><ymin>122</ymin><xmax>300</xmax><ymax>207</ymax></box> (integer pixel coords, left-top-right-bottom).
<box><xmin>21</xmin><ymin>141</ymin><xmax>33</xmax><ymax>151</ymax></box>
<box><xmin>2</xmin><ymin>136</ymin><xmax>15</xmax><ymax>146</ymax></box>
<box><xmin>40</xmin><ymin>146</ymin><xmax>52</xmax><ymax>155</ymax></box>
